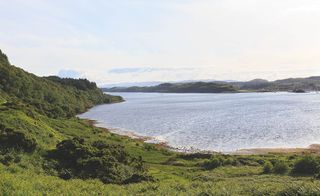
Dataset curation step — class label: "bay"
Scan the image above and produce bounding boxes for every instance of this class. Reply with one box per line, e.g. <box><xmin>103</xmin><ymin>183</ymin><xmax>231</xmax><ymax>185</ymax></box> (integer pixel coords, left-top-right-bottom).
<box><xmin>79</xmin><ymin>92</ymin><xmax>320</xmax><ymax>152</ymax></box>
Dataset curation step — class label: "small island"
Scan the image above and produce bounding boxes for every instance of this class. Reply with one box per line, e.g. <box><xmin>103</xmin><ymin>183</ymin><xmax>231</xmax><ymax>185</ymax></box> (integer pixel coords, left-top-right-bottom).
<box><xmin>293</xmin><ymin>89</ymin><xmax>306</xmax><ymax>93</ymax></box>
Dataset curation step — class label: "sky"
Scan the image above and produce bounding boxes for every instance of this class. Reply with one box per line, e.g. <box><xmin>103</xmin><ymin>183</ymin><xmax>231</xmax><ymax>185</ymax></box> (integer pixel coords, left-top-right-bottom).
<box><xmin>1</xmin><ymin>0</ymin><xmax>320</xmax><ymax>86</ymax></box>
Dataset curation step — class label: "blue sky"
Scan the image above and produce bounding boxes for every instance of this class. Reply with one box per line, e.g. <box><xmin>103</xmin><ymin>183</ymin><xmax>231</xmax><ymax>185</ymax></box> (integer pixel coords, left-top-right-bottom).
<box><xmin>1</xmin><ymin>0</ymin><xmax>320</xmax><ymax>85</ymax></box>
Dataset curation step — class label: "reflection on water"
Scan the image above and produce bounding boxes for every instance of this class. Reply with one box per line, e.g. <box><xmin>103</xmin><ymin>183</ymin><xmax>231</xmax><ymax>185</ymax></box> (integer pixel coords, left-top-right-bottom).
<box><xmin>79</xmin><ymin>92</ymin><xmax>320</xmax><ymax>152</ymax></box>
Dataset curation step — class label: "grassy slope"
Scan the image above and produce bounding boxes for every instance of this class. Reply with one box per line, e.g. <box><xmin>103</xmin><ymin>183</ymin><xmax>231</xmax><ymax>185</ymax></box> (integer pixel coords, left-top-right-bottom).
<box><xmin>0</xmin><ymin>50</ymin><xmax>320</xmax><ymax>195</ymax></box>
<box><xmin>1</xmin><ymin>129</ymin><xmax>320</xmax><ymax>196</ymax></box>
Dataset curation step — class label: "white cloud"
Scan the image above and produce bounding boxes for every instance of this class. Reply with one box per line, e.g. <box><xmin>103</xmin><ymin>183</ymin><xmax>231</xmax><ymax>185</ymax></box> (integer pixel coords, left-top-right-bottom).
<box><xmin>58</xmin><ymin>69</ymin><xmax>82</xmax><ymax>78</ymax></box>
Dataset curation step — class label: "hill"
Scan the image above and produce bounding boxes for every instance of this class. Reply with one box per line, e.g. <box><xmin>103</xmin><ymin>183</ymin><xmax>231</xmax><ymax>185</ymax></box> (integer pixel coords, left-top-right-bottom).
<box><xmin>0</xmin><ymin>50</ymin><xmax>152</xmax><ymax>185</ymax></box>
<box><xmin>0</xmin><ymin>51</ymin><xmax>122</xmax><ymax>118</ymax></box>
<box><xmin>103</xmin><ymin>82</ymin><xmax>237</xmax><ymax>93</ymax></box>
<box><xmin>103</xmin><ymin>77</ymin><xmax>320</xmax><ymax>93</ymax></box>
<box><xmin>231</xmin><ymin>77</ymin><xmax>320</xmax><ymax>92</ymax></box>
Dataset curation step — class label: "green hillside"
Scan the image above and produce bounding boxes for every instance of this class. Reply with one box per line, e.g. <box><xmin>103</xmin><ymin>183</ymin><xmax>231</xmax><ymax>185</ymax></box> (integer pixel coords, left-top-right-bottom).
<box><xmin>0</xmin><ymin>50</ymin><xmax>150</xmax><ymax>184</ymax></box>
<box><xmin>0</xmin><ymin>50</ymin><xmax>122</xmax><ymax>118</ymax></box>
<box><xmin>1</xmin><ymin>49</ymin><xmax>320</xmax><ymax>195</ymax></box>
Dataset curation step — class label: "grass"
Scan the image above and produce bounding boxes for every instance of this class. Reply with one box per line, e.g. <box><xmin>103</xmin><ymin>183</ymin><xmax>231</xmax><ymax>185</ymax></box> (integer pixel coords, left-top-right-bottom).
<box><xmin>1</xmin><ymin>162</ymin><xmax>320</xmax><ymax>195</ymax></box>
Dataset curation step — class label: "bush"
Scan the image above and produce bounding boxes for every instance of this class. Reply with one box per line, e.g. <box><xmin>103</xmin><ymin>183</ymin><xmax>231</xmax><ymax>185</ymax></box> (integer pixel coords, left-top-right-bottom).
<box><xmin>223</xmin><ymin>157</ymin><xmax>234</xmax><ymax>165</ymax></box>
<box><xmin>178</xmin><ymin>153</ymin><xmax>212</xmax><ymax>160</ymax></box>
<box><xmin>144</xmin><ymin>143</ymin><xmax>156</xmax><ymax>151</ymax></box>
<box><xmin>236</xmin><ymin>157</ymin><xmax>260</xmax><ymax>166</ymax></box>
<box><xmin>292</xmin><ymin>156</ymin><xmax>320</xmax><ymax>175</ymax></box>
<box><xmin>0</xmin><ymin>127</ymin><xmax>37</xmax><ymax>153</ymax></box>
<box><xmin>263</xmin><ymin>161</ymin><xmax>273</xmax><ymax>174</ymax></box>
<box><xmin>273</xmin><ymin>160</ymin><xmax>289</xmax><ymax>174</ymax></box>
<box><xmin>202</xmin><ymin>157</ymin><xmax>223</xmax><ymax>170</ymax></box>
<box><xmin>0</xmin><ymin>154</ymin><xmax>14</xmax><ymax>166</ymax></box>
<box><xmin>0</xmin><ymin>151</ymin><xmax>22</xmax><ymax>166</ymax></box>
<box><xmin>47</xmin><ymin>137</ymin><xmax>152</xmax><ymax>184</ymax></box>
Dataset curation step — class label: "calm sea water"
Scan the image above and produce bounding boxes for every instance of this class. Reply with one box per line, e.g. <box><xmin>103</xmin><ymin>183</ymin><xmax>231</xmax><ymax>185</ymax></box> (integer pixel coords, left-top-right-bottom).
<box><xmin>79</xmin><ymin>92</ymin><xmax>320</xmax><ymax>152</ymax></box>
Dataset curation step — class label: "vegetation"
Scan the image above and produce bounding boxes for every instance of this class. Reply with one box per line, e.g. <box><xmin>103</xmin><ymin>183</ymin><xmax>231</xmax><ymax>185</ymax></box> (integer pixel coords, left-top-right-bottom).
<box><xmin>0</xmin><ymin>50</ymin><xmax>122</xmax><ymax>118</ymax></box>
<box><xmin>231</xmin><ymin>77</ymin><xmax>320</xmax><ymax>92</ymax></box>
<box><xmin>1</xmin><ymin>49</ymin><xmax>320</xmax><ymax>195</ymax></box>
<box><xmin>44</xmin><ymin>76</ymin><xmax>98</xmax><ymax>91</ymax></box>
<box><xmin>263</xmin><ymin>161</ymin><xmax>273</xmax><ymax>174</ymax></box>
<box><xmin>47</xmin><ymin>137</ymin><xmax>151</xmax><ymax>184</ymax></box>
<box><xmin>103</xmin><ymin>82</ymin><xmax>237</xmax><ymax>93</ymax></box>
<box><xmin>273</xmin><ymin>160</ymin><xmax>289</xmax><ymax>174</ymax></box>
<box><xmin>0</xmin><ymin>125</ymin><xmax>37</xmax><ymax>153</ymax></box>
<box><xmin>292</xmin><ymin>155</ymin><xmax>320</xmax><ymax>175</ymax></box>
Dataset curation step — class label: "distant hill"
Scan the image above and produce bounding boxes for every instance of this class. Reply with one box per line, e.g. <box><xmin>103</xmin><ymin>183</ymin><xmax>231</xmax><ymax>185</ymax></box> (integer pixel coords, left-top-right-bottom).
<box><xmin>231</xmin><ymin>77</ymin><xmax>320</xmax><ymax>92</ymax></box>
<box><xmin>101</xmin><ymin>81</ymin><xmax>164</xmax><ymax>88</ymax></box>
<box><xmin>272</xmin><ymin>77</ymin><xmax>320</xmax><ymax>91</ymax></box>
<box><xmin>103</xmin><ymin>82</ymin><xmax>238</xmax><ymax>93</ymax></box>
<box><xmin>100</xmin><ymin>79</ymin><xmax>221</xmax><ymax>88</ymax></box>
<box><xmin>103</xmin><ymin>77</ymin><xmax>320</xmax><ymax>93</ymax></box>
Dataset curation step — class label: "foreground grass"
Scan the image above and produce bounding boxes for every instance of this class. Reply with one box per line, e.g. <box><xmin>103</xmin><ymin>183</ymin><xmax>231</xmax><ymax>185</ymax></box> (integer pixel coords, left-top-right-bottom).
<box><xmin>1</xmin><ymin>161</ymin><xmax>320</xmax><ymax>195</ymax></box>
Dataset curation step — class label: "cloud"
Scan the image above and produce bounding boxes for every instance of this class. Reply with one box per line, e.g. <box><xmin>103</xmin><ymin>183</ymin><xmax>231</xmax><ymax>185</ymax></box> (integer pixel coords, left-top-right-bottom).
<box><xmin>108</xmin><ymin>67</ymin><xmax>159</xmax><ymax>74</ymax></box>
<box><xmin>58</xmin><ymin>69</ymin><xmax>82</xmax><ymax>78</ymax></box>
<box><xmin>108</xmin><ymin>67</ymin><xmax>194</xmax><ymax>74</ymax></box>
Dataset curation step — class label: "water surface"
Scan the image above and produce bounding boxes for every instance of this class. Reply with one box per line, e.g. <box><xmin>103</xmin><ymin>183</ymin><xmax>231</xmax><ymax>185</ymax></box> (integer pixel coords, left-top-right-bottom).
<box><xmin>79</xmin><ymin>92</ymin><xmax>320</xmax><ymax>152</ymax></box>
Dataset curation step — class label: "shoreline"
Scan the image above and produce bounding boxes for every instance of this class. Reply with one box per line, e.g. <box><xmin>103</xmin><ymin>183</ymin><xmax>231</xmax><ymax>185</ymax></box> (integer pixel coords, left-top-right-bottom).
<box><xmin>84</xmin><ymin>119</ymin><xmax>320</xmax><ymax>155</ymax></box>
<box><xmin>103</xmin><ymin>90</ymin><xmax>320</xmax><ymax>94</ymax></box>
<box><xmin>232</xmin><ymin>144</ymin><xmax>320</xmax><ymax>155</ymax></box>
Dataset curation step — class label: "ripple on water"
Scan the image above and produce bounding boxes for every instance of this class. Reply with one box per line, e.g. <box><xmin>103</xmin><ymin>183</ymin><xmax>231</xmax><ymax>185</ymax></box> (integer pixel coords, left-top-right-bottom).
<box><xmin>79</xmin><ymin>92</ymin><xmax>320</xmax><ymax>152</ymax></box>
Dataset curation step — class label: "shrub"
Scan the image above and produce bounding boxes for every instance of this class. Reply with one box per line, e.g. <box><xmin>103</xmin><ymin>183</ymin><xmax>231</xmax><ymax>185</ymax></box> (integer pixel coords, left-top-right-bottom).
<box><xmin>292</xmin><ymin>155</ymin><xmax>320</xmax><ymax>175</ymax></box>
<box><xmin>0</xmin><ymin>154</ymin><xmax>14</xmax><ymax>166</ymax></box>
<box><xmin>256</xmin><ymin>159</ymin><xmax>265</xmax><ymax>165</ymax></box>
<box><xmin>202</xmin><ymin>157</ymin><xmax>223</xmax><ymax>170</ymax></box>
<box><xmin>178</xmin><ymin>153</ymin><xmax>212</xmax><ymax>160</ymax></box>
<box><xmin>47</xmin><ymin>137</ymin><xmax>152</xmax><ymax>184</ymax></box>
<box><xmin>0</xmin><ymin>152</ymin><xmax>22</xmax><ymax>166</ymax></box>
<box><xmin>236</xmin><ymin>157</ymin><xmax>260</xmax><ymax>166</ymax></box>
<box><xmin>59</xmin><ymin>169</ymin><xmax>73</xmax><ymax>180</ymax></box>
<box><xmin>144</xmin><ymin>143</ymin><xmax>156</xmax><ymax>151</ymax></box>
<box><xmin>223</xmin><ymin>157</ymin><xmax>234</xmax><ymax>165</ymax></box>
<box><xmin>0</xmin><ymin>127</ymin><xmax>37</xmax><ymax>153</ymax></box>
<box><xmin>273</xmin><ymin>160</ymin><xmax>289</xmax><ymax>174</ymax></box>
<box><xmin>263</xmin><ymin>161</ymin><xmax>273</xmax><ymax>174</ymax></box>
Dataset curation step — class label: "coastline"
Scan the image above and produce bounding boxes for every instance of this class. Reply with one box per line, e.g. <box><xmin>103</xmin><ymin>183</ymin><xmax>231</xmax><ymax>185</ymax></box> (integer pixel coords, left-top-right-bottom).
<box><xmin>84</xmin><ymin>119</ymin><xmax>215</xmax><ymax>153</ymax></box>
<box><xmin>232</xmin><ymin>144</ymin><xmax>320</xmax><ymax>155</ymax></box>
<box><xmin>84</xmin><ymin>119</ymin><xmax>320</xmax><ymax>155</ymax></box>
<box><xmin>103</xmin><ymin>90</ymin><xmax>319</xmax><ymax>94</ymax></box>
